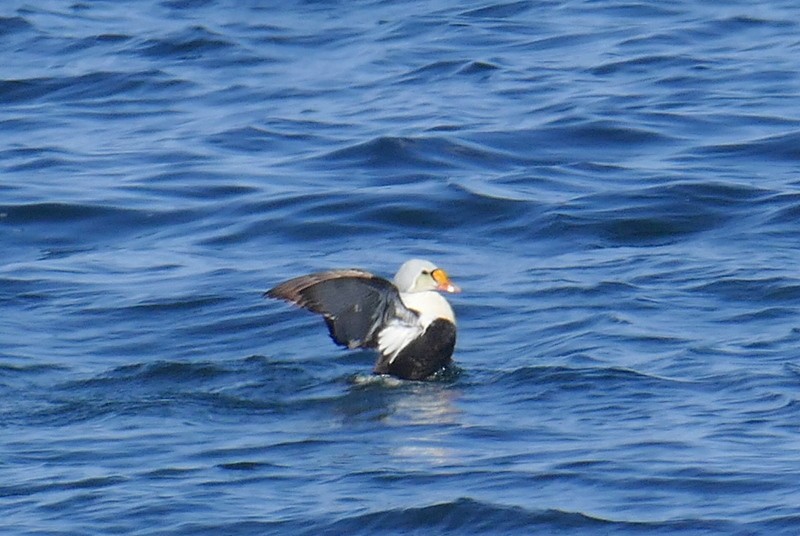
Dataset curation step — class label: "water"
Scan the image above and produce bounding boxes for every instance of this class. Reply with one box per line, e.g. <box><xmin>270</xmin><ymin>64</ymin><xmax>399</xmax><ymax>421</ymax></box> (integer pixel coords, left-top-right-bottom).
<box><xmin>2</xmin><ymin>1</ymin><xmax>800</xmax><ymax>534</ymax></box>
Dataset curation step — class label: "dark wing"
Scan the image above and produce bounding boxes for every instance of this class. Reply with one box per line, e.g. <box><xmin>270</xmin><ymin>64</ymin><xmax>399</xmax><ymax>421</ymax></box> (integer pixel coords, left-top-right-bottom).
<box><xmin>265</xmin><ymin>269</ymin><xmax>416</xmax><ymax>349</ymax></box>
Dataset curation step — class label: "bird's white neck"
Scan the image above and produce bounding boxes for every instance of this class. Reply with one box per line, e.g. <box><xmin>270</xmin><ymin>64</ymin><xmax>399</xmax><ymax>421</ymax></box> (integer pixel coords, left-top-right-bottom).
<box><xmin>399</xmin><ymin>291</ymin><xmax>456</xmax><ymax>327</ymax></box>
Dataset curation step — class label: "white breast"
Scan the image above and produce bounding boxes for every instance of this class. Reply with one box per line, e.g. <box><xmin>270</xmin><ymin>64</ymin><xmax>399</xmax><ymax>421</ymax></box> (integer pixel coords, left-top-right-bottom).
<box><xmin>399</xmin><ymin>291</ymin><xmax>456</xmax><ymax>327</ymax></box>
<box><xmin>376</xmin><ymin>291</ymin><xmax>456</xmax><ymax>363</ymax></box>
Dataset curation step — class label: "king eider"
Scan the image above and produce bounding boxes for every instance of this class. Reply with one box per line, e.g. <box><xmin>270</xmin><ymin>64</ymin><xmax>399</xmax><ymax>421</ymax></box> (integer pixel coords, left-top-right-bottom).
<box><xmin>265</xmin><ymin>259</ymin><xmax>461</xmax><ymax>380</ymax></box>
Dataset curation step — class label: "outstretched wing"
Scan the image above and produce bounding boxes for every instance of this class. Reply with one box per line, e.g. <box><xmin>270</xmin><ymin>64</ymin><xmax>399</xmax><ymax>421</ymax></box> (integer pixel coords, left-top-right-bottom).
<box><xmin>265</xmin><ymin>269</ymin><xmax>418</xmax><ymax>350</ymax></box>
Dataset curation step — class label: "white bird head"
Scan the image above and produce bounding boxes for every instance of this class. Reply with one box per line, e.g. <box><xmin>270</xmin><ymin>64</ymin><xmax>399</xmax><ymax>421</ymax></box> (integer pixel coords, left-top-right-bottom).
<box><xmin>393</xmin><ymin>259</ymin><xmax>461</xmax><ymax>294</ymax></box>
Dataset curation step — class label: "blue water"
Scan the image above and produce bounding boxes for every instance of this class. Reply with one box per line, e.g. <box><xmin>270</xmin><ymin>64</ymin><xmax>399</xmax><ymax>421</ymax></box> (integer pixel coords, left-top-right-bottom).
<box><xmin>3</xmin><ymin>0</ymin><xmax>800</xmax><ymax>534</ymax></box>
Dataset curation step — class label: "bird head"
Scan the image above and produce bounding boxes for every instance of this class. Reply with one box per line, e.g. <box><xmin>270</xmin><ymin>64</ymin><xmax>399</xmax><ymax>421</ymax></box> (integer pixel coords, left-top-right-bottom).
<box><xmin>394</xmin><ymin>259</ymin><xmax>461</xmax><ymax>294</ymax></box>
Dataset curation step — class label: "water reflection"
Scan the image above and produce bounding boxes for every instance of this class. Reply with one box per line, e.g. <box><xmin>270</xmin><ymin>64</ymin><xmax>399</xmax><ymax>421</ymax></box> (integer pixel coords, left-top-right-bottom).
<box><xmin>336</xmin><ymin>374</ymin><xmax>465</xmax><ymax>465</ymax></box>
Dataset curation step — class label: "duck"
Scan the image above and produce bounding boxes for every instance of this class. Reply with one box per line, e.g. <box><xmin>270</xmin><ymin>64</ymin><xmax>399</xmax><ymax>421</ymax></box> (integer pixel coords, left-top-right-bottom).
<box><xmin>265</xmin><ymin>259</ymin><xmax>460</xmax><ymax>380</ymax></box>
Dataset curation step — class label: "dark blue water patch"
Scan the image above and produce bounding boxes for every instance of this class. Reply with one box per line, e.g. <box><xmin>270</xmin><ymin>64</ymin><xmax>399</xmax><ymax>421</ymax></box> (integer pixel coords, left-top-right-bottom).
<box><xmin>244</xmin><ymin>13</ymin><xmax>365</xmax><ymax>49</ymax></box>
<box><xmin>741</xmin><ymin>329</ymin><xmax>800</xmax><ymax>356</ymax></box>
<box><xmin>546</xmin><ymin>119</ymin><xmax>676</xmax><ymax>147</ymax></box>
<box><xmin>207</xmin><ymin>195</ymin><xmax>372</xmax><ymax>247</ymax></box>
<box><xmin>697</xmin><ymin>131</ymin><xmax>800</xmax><ymax>162</ymax></box>
<box><xmin>3</xmin><ymin>202</ymin><xmax>139</xmax><ymax>225</ymax></box>
<box><xmin>0</xmin><ymin>78</ymin><xmax>60</xmax><ymax>105</ymax></box>
<box><xmin>206</xmin><ymin>125</ymin><xmax>326</xmax><ymax>155</ymax></box>
<box><xmin>161</xmin><ymin>0</ymin><xmax>217</xmax><ymax>10</ymax></box>
<box><xmin>0</xmin><ymin>361</ymin><xmax>66</xmax><ymax>376</ymax></box>
<box><xmin>261</xmin><ymin>497</ymin><xmax>751</xmax><ymax>536</ymax></box>
<box><xmin>460</xmin><ymin>1</ymin><xmax>532</xmax><ymax>20</ymax></box>
<box><xmin>702</xmin><ymin>13</ymin><xmax>799</xmax><ymax>35</ymax></box>
<box><xmin>529</xmin><ymin>279</ymin><xmax>640</xmax><ymax>302</ymax></box>
<box><xmin>0</xmin><ymin>15</ymin><xmax>33</xmax><ymax>36</ymax></box>
<box><xmin>458</xmin><ymin>60</ymin><xmax>500</xmax><ymax>76</ymax></box>
<box><xmin>2</xmin><ymin>147</ymin><xmax>87</xmax><ymax>173</ymax></box>
<box><xmin>0</xmin><ymin>201</ymin><xmax>202</xmax><ymax>251</ymax></box>
<box><xmin>589</xmin><ymin>54</ymin><xmax>708</xmax><ymax>77</ymax></box>
<box><xmin>134</xmin><ymin>25</ymin><xmax>235</xmax><ymax>59</ymax></box>
<box><xmin>82</xmin><ymin>359</ymin><xmax>235</xmax><ymax>386</ymax></box>
<box><xmin>637</xmin><ymin>466</ymin><xmax>786</xmax><ymax>496</ymax></box>
<box><xmin>323</xmin><ymin>500</ymin><xmax>599</xmax><ymax>535</ymax></box>
<box><xmin>308</xmin><ymin>133</ymin><xmax>574</xmax><ymax>175</ymax></box>
<box><xmin>597</xmin><ymin>4</ymin><xmax>683</xmax><ymax>20</ymax></box>
<box><xmin>395</xmin><ymin>59</ymin><xmax>501</xmax><ymax>85</ymax></box>
<box><xmin>489</xmin><ymin>365</ymin><xmax>695</xmax><ymax>399</ymax></box>
<box><xmin>783</xmin><ymin>363</ymin><xmax>800</xmax><ymax>382</ymax></box>
<box><xmin>0</xmin><ymin>70</ymin><xmax>188</xmax><ymax>105</ymax></box>
<box><xmin>0</xmin><ymin>273</ymin><xmax>61</xmax><ymax>303</ymax></box>
<box><xmin>399</xmin><ymin>59</ymin><xmax>471</xmax><ymax>81</ymax></box>
<box><xmin>725</xmin><ymin>306</ymin><xmax>798</xmax><ymax>323</ymax></box>
<box><xmin>534</xmin><ymin>180</ymin><xmax>768</xmax><ymax>246</ymax></box>
<box><xmin>217</xmin><ymin>460</ymin><xmax>276</xmax><ymax>471</ymax></box>
<box><xmin>0</xmin><ymin>474</ymin><xmax>127</xmax><ymax>499</ymax></box>
<box><xmin>210</xmin><ymin>181</ymin><xmax>509</xmax><ymax>247</ymax></box>
<box><xmin>690</xmin><ymin>277</ymin><xmax>800</xmax><ymax>305</ymax></box>
<box><xmin>61</xmin><ymin>32</ymin><xmax>133</xmax><ymax>55</ymax></box>
<box><xmin>125</xmin><ymin>174</ymin><xmax>260</xmax><ymax>204</ymax></box>
<box><xmin>511</xmin><ymin>30</ymin><xmax>605</xmax><ymax>54</ymax></box>
<box><xmin>200</xmin><ymin>437</ymin><xmax>340</xmax><ymax>467</ymax></box>
<box><xmin>0</xmin><ymin>361</ymin><xmax>68</xmax><ymax>393</ymax></box>
<box><xmin>2</xmin><ymin>356</ymin><xmax>345</xmax><ymax>427</ymax></box>
<box><xmin>316</xmin><ymin>136</ymin><xmax>459</xmax><ymax>171</ymax></box>
<box><xmin>538</xmin><ymin>208</ymin><xmax>706</xmax><ymax>247</ymax></box>
<box><xmin>465</xmin><ymin>123</ymin><xmax>676</xmax><ymax>168</ymax></box>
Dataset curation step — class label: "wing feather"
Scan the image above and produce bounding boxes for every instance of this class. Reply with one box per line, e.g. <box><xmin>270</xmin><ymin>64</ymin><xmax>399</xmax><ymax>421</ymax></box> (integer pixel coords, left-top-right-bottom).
<box><xmin>266</xmin><ymin>270</ymin><xmax>417</xmax><ymax>349</ymax></box>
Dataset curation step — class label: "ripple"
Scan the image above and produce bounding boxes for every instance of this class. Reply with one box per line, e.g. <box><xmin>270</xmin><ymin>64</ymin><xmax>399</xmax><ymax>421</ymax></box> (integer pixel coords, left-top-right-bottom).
<box><xmin>318</xmin><ymin>136</ymin><xmax>456</xmax><ymax>170</ymax></box>
<box><xmin>303</xmin><ymin>497</ymin><xmax>743</xmax><ymax>535</ymax></box>
<box><xmin>691</xmin><ymin>277</ymin><xmax>800</xmax><ymax>304</ymax></box>
<box><xmin>532</xmin><ymin>180</ymin><xmax>768</xmax><ymax>246</ymax></box>
<box><xmin>0</xmin><ymin>16</ymin><xmax>33</xmax><ymax>36</ymax></box>
<box><xmin>590</xmin><ymin>54</ymin><xmax>705</xmax><ymax>77</ymax></box>
<box><xmin>1</xmin><ymin>201</ymin><xmax>198</xmax><ymax>249</ymax></box>
<box><xmin>698</xmin><ymin>131</ymin><xmax>800</xmax><ymax>162</ymax></box>
<box><xmin>135</xmin><ymin>25</ymin><xmax>236</xmax><ymax>59</ymax></box>
<box><xmin>491</xmin><ymin>365</ymin><xmax>690</xmax><ymax>392</ymax></box>
<box><xmin>460</xmin><ymin>2</ymin><xmax>532</xmax><ymax>19</ymax></box>
<box><xmin>0</xmin><ymin>70</ymin><xmax>185</xmax><ymax>104</ymax></box>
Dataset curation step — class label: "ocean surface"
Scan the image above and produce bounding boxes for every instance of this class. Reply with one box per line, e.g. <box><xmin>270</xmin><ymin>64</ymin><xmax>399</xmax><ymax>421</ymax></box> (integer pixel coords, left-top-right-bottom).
<box><xmin>2</xmin><ymin>1</ymin><xmax>800</xmax><ymax>534</ymax></box>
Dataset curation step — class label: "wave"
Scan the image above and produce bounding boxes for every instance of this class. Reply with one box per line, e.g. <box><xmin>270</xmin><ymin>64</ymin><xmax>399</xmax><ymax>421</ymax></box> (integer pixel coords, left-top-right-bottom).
<box><xmin>184</xmin><ymin>497</ymin><xmax>755</xmax><ymax>536</ymax></box>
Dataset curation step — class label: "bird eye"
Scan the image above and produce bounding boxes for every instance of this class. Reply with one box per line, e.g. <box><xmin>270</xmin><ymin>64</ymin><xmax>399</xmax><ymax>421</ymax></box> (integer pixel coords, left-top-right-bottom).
<box><xmin>421</xmin><ymin>270</ymin><xmax>430</xmax><ymax>275</ymax></box>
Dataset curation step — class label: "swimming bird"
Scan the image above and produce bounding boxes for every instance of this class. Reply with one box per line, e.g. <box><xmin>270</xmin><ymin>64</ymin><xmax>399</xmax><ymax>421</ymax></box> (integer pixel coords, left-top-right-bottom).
<box><xmin>265</xmin><ymin>259</ymin><xmax>460</xmax><ymax>380</ymax></box>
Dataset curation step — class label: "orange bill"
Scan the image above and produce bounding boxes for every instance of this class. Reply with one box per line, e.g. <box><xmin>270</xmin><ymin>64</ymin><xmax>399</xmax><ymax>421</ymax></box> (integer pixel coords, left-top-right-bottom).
<box><xmin>432</xmin><ymin>268</ymin><xmax>461</xmax><ymax>293</ymax></box>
